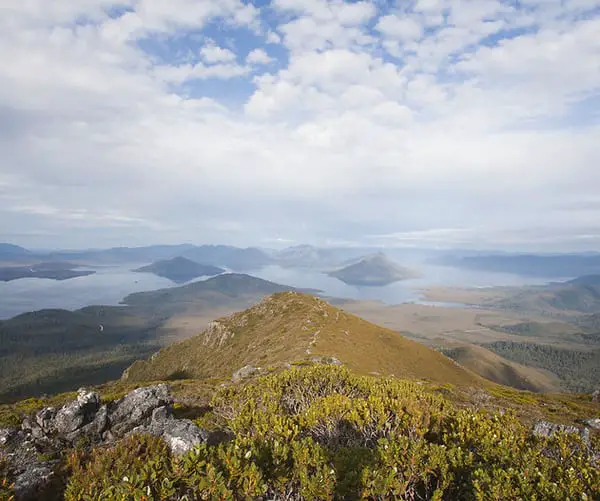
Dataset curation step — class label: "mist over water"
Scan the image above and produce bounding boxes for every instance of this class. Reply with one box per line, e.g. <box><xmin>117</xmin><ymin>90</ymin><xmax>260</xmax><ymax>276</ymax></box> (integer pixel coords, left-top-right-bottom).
<box><xmin>0</xmin><ymin>262</ymin><xmax>564</xmax><ymax>320</ymax></box>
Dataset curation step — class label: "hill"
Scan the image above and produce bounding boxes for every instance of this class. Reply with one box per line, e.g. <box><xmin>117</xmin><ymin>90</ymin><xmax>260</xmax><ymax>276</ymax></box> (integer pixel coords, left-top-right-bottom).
<box><xmin>566</xmin><ymin>274</ymin><xmax>600</xmax><ymax>286</ymax></box>
<box><xmin>122</xmin><ymin>273</ymin><xmax>315</xmax><ymax>317</ymax></box>
<box><xmin>133</xmin><ymin>256</ymin><xmax>224</xmax><ymax>283</ymax></box>
<box><xmin>0</xmin><ymin>306</ymin><xmax>160</xmax><ymax>401</ymax></box>
<box><xmin>442</xmin><ymin>343</ymin><xmax>562</xmax><ymax>392</ymax></box>
<box><xmin>0</xmin><ymin>262</ymin><xmax>95</xmax><ymax>282</ymax></box>
<box><xmin>327</xmin><ymin>253</ymin><xmax>420</xmax><ymax>286</ymax></box>
<box><xmin>0</xmin><ymin>243</ymin><xmax>30</xmax><ymax>261</ymax></box>
<box><xmin>0</xmin><ymin>274</ymin><xmax>310</xmax><ymax>402</ymax></box>
<box><xmin>124</xmin><ymin>292</ymin><xmax>482</xmax><ymax>387</ymax></box>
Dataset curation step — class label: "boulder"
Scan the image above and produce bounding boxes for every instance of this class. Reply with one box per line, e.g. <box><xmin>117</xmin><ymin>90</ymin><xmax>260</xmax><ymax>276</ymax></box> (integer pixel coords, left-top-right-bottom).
<box><xmin>582</xmin><ymin>418</ymin><xmax>600</xmax><ymax>431</ymax></box>
<box><xmin>52</xmin><ymin>389</ymin><xmax>100</xmax><ymax>436</ymax></box>
<box><xmin>592</xmin><ymin>389</ymin><xmax>600</xmax><ymax>403</ymax></box>
<box><xmin>1</xmin><ymin>384</ymin><xmax>217</xmax><ymax>497</ymax></box>
<box><xmin>232</xmin><ymin>365</ymin><xmax>257</xmax><ymax>383</ymax></box>
<box><xmin>533</xmin><ymin>420</ymin><xmax>590</xmax><ymax>447</ymax></box>
<box><xmin>0</xmin><ymin>431</ymin><xmax>57</xmax><ymax>501</ymax></box>
<box><xmin>14</xmin><ymin>463</ymin><xmax>55</xmax><ymax>501</ymax></box>
<box><xmin>533</xmin><ymin>420</ymin><xmax>580</xmax><ymax>438</ymax></box>
<box><xmin>131</xmin><ymin>405</ymin><xmax>210</xmax><ymax>455</ymax></box>
<box><xmin>109</xmin><ymin>384</ymin><xmax>172</xmax><ymax>437</ymax></box>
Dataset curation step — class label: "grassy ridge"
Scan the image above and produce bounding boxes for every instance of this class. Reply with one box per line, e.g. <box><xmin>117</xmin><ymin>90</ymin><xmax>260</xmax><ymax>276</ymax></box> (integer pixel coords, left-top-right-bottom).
<box><xmin>125</xmin><ymin>292</ymin><xmax>483</xmax><ymax>387</ymax></box>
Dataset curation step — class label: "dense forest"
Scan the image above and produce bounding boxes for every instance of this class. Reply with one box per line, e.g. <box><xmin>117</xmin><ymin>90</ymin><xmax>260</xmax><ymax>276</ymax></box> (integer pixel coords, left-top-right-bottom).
<box><xmin>486</xmin><ymin>341</ymin><xmax>600</xmax><ymax>392</ymax></box>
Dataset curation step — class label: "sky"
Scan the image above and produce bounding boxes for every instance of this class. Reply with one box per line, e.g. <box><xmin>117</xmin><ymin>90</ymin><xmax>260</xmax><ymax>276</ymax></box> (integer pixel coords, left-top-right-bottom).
<box><xmin>0</xmin><ymin>0</ymin><xmax>599</xmax><ymax>251</ymax></box>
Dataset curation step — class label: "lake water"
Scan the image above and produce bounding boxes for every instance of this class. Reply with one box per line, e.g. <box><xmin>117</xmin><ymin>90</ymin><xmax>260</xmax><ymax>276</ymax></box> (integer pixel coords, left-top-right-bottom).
<box><xmin>0</xmin><ymin>262</ymin><xmax>563</xmax><ymax>320</ymax></box>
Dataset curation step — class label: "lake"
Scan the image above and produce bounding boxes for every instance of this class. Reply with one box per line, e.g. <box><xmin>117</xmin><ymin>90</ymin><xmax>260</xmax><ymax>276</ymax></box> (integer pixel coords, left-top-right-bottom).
<box><xmin>0</xmin><ymin>262</ymin><xmax>563</xmax><ymax>320</ymax></box>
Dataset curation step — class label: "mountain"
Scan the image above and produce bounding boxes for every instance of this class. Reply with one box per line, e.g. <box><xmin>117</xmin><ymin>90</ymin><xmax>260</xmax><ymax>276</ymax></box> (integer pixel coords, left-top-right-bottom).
<box><xmin>133</xmin><ymin>257</ymin><xmax>224</xmax><ymax>284</ymax></box>
<box><xmin>0</xmin><ymin>243</ymin><xmax>273</xmax><ymax>270</ymax></box>
<box><xmin>122</xmin><ymin>273</ymin><xmax>316</xmax><ymax>318</ymax></box>
<box><xmin>0</xmin><ymin>243</ymin><xmax>30</xmax><ymax>259</ymax></box>
<box><xmin>123</xmin><ymin>292</ymin><xmax>482</xmax><ymax>386</ymax></box>
<box><xmin>566</xmin><ymin>275</ymin><xmax>600</xmax><ymax>286</ymax></box>
<box><xmin>442</xmin><ymin>343</ymin><xmax>562</xmax><ymax>393</ymax></box>
<box><xmin>0</xmin><ymin>306</ymin><xmax>160</xmax><ymax>401</ymax></box>
<box><xmin>0</xmin><ymin>274</ymin><xmax>311</xmax><ymax>402</ymax></box>
<box><xmin>439</xmin><ymin>253</ymin><xmax>600</xmax><ymax>277</ymax></box>
<box><xmin>181</xmin><ymin>245</ymin><xmax>272</xmax><ymax>271</ymax></box>
<box><xmin>328</xmin><ymin>253</ymin><xmax>420</xmax><ymax>286</ymax></box>
<box><xmin>274</xmin><ymin>245</ymin><xmax>364</xmax><ymax>268</ymax></box>
<box><xmin>0</xmin><ymin>262</ymin><xmax>95</xmax><ymax>282</ymax></box>
<box><xmin>493</xmin><ymin>279</ymin><xmax>600</xmax><ymax>315</ymax></box>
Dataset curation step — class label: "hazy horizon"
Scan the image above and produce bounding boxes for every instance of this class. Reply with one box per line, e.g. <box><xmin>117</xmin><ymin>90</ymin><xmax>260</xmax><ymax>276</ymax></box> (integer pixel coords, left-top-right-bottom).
<box><xmin>1</xmin><ymin>1</ymin><xmax>599</xmax><ymax>252</ymax></box>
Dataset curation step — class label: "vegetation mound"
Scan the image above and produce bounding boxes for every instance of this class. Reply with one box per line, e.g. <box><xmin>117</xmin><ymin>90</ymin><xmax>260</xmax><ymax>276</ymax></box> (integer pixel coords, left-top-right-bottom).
<box><xmin>124</xmin><ymin>292</ymin><xmax>482</xmax><ymax>387</ymax></box>
<box><xmin>4</xmin><ymin>365</ymin><xmax>597</xmax><ymax>500</ymax></box>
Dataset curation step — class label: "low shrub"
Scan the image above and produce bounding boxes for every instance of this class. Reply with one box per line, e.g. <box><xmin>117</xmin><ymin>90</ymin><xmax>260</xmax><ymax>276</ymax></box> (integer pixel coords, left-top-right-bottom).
<box><xmin>46</xmin><ymin>366</ymin><xmax>600</xmax><ymax>499</ymax></box>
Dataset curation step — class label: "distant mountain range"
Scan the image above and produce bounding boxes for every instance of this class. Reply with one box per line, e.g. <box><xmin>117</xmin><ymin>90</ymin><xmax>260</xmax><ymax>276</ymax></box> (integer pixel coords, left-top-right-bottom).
<box><xmin>328</xmin><ymin>253</ymin><xmax>420</xmax><ymax>286</ymax></box>
<box><xmin>439</xmin><ymin>254</ymin><xmax>600</xmax><ymax>277</ymax></box>
<box><xmin>133</xmin><ymin>257</ymin><xmax>224</xmax><ymax>284</ymax></box>
<box><xmin>0</xmin><ymin>243</ymin><xmax>273</xmax><ymax>271</ymax></box>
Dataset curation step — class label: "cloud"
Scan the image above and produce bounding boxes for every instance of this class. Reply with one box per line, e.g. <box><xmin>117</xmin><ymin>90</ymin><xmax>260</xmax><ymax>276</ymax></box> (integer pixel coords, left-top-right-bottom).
<box><xmin>246</xmin><ymin>48</ymin><xmax>273</xmax><ymax>65</ymax></box>
<box><xmin>0</xmin><ymin>0</ymin><xmax>599</xmax><ymax>250</ymax></box>
<box><xmin>200</xmin><ymin>41</ymin><xmax>237</xmax><ymax>63</ymax></box>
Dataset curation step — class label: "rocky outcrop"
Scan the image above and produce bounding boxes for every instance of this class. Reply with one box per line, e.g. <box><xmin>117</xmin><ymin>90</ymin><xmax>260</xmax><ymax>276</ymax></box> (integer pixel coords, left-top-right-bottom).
<box><xmin>232</xmin><ymin>365</ymin><xmax>258</xmax><ymax>383</ymax></box>
<box><xmin>582</xmin><ymin>418</ymin><xmax>600</xmax><ymax>431</ymax></box>
<box><xmin>592</xmin><ymin>389</ymin><xmax>600</xmax><ymax>403</ymax></box>
<box><xmin>1</xmin><ymin>384</ymin><xmax>217</xmax><ymax>500</ymax></box>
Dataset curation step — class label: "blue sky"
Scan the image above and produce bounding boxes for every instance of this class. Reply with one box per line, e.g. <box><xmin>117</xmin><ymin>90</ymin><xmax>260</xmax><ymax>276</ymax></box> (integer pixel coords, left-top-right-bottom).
<box><xmin>0</xmin><ymin>0</ymin><xmax>599</xmax><ymax>251</ymax></box>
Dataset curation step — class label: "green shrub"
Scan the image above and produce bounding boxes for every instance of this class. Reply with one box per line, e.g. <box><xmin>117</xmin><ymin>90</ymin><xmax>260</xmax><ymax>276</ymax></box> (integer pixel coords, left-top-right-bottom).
<box><xmin>53</xmin><ymin>365</ymin><xmax>600</xmax><ymax>499</ymax></box>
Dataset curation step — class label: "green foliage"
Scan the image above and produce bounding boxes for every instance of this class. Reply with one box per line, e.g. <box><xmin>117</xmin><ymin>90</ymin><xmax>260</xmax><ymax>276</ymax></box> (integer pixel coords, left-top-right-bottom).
<box><xmin>486</xmin><ymin>341</ymin><xmax>600</xmax><ymax>392</ymax></box>
<box><xmin>51</xmin><ymin>366</ymin><xmax>600</xmax><ymax>499</ymax></box>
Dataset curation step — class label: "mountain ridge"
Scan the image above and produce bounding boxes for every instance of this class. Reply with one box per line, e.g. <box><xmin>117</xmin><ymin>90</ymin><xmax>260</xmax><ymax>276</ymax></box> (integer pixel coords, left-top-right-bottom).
<box><xmin>124</xmin><ymin>292</ymin><xmax>483</xmax><ymax>387</ymax></box>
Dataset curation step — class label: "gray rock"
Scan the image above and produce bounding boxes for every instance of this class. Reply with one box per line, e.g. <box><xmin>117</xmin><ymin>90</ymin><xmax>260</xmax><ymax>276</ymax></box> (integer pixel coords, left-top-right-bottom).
<box><xmin>14</xmin><ymin>463</ymin><xmax>54</xmax><ymax>501</ymax></box>
<box><xmin>232</xmin><ymin>365</ymin><xmax>257</xmax><ymax>383</ymax></box>
<box><xmin>592</xmin><ymin>389</ymin><xmax>600</xmax><ymax>403</ymax></box>
<box><xmin>52</xmin><ymin>389</ymin><xmax>100</xmax><ymax>435</ymax></box>
<box><xmin>533</xmin><ymin>420</ymin><xmax>580</xmax><ymax>438</ymax></box>
<box><xmin>131</xmin><ymin>405</ymin><xmax>209</xmax><ymax>455</ymax></box>
<box><xmin>0</xmin><ymin>428</ymin><xmax>16</xmax><ymax>447</ymax></box>
<box><xmin>582</xmin><ymin>418</ymin><xmax>600</xmax><ymax>430</ymax></box>
<box><xmin>533</xmin><ymin>420</ymin><xmax>590</xmax><ymax>448</ymax></box>
<box><xmin>109</xmin><ymin>384</ymin><xmax>172</xmax><ymax>437</ymax></box>
<box><xmin>67</xmin><ymin>404</ymin><xmax>108</xmax><ymax>442</ymax></box>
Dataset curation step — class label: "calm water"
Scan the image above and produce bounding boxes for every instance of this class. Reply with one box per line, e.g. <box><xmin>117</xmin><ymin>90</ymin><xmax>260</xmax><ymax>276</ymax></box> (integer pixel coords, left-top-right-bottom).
<box><xmin>0</xmin><ymin>262</ymin><xmax>563</xmax><ymax>319</ymax></box>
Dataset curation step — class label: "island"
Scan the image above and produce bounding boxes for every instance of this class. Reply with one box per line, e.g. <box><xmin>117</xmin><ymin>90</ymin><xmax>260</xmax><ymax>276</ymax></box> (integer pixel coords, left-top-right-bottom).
<box><xmin>0</xmin><ymin>262</ymin><xmax>95</xmax><ymax>282</ymax></box>
<box><xmin>132</xmin><ymin>256</ymin><xmax>225</xmax><ymax>284</ymax></box>
<box><xmin>327</xmin><ymin>253</ymin><xmax>420</xmax><ymax>286</ymax></box>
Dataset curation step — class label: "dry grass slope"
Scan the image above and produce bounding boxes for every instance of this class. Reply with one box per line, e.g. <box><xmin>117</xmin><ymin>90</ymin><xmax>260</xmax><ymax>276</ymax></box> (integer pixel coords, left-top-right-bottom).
<box><xmin>124</xmin><ymin>292</ymin><xmax>483</xmax><ymax>387</ymax></box>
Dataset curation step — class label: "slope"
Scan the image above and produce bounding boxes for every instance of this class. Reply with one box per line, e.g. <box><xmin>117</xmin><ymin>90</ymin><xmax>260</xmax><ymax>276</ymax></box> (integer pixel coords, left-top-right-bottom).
<box><xmin>442</xmin><ymin>343</ymin><xmax>562</xmax><ymax>392</ymax></box>
<box><xmin>124</xmin><ymin>292</ymin><xmax>483</xmax><ymax>387</ymax></box>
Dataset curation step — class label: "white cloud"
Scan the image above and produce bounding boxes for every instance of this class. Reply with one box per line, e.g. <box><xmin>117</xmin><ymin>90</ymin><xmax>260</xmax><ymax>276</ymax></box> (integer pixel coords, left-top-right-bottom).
<box><xmin>200</xmin><ymin>42</ymin><xmax>237</xmax><ymax>63</ymax></box>
<box><xmin>246</xmin><ymin>48</ymin><xmax>273</xmax><ymax>65</ymax></box>
<box><xmin>376</xmin><ymin>15</ymin><xmax>423</xmax><ymax>41</ymax></box>
<box><xmin>0</xmin><ymin>0</ymin><xmax>599</xmax><ymax>250</ymax></box>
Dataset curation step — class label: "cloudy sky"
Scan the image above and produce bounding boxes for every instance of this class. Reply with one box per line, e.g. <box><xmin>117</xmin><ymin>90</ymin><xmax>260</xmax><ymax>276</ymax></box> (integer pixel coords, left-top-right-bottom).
<box><xmin>1</xmin><ymin>0</ymin><xmax>599</xmax><ymax>251</ymax></box>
